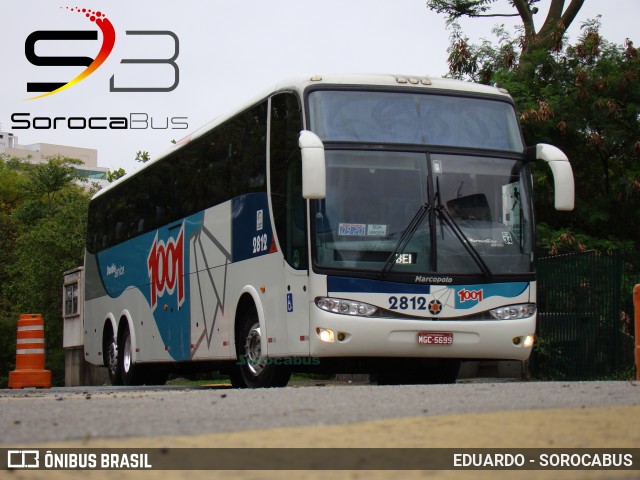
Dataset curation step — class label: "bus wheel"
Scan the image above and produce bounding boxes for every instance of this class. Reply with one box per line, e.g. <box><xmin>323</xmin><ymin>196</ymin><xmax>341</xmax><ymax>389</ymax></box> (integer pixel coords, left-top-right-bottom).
<box><xmin>231</xmin><ymin>307</ymin><xmax>291</xmax><ymax>388</ymax></box>
<box><xmin>104</xmin><ymin>334</ymin><xmax>122</xmax><ymax>386</ymax></box>
<box><xmin>118</xmin><ymin>325</ymin><xmax>142</xmax><ymax>386</ymax></box>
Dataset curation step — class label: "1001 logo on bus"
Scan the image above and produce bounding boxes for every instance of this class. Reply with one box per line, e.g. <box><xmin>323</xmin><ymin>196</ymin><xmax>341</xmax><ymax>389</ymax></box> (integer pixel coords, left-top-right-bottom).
<box><xmin>457</xmin><ymin>288</ymin><xmax>483</xmax><ymax>303</ymax></box>
<box><xmin>147</xmin><ymin>225</ymin><xmax>185</xmax><ymax>311</ymax></box>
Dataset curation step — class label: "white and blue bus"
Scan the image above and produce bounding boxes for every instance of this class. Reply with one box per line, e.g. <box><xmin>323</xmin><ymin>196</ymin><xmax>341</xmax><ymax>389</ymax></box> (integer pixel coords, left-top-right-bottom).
<box><xmin>83</xmin><ymin>74</ymin><xmax>574</xmax><ymax>387</ymax></box>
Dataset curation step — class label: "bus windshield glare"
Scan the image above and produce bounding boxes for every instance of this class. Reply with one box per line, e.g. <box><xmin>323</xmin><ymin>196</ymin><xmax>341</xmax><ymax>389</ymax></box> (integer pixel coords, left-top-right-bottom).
<box><xmin>308</xmin><ymin>90</ymin><xmax>533</xmax><ymax>276</ymax></box>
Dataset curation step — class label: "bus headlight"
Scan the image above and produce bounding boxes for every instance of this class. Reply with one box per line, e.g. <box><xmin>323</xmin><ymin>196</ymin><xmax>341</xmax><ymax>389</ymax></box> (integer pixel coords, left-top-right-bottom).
<box><xmin>490</xmin><ymin>304</ymin><xmax>536</xmax><ymax>320</ymax></box>
<box><xmin>315</xmin><ymin>297</ymin><xmax>378</xmax><ymax>317</ymax></box>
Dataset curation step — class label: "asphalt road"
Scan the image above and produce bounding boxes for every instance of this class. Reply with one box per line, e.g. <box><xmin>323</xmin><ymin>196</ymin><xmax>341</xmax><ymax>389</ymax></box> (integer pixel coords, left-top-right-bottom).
<box><xmin>0</xmin><ymin>380</ymin><xmax>638</xmax><ymax>444</ymax></box>
<box><xmin>1</xmin><ymin>380</ymin><xmax>639</xmax><ymax>480</ymax></box>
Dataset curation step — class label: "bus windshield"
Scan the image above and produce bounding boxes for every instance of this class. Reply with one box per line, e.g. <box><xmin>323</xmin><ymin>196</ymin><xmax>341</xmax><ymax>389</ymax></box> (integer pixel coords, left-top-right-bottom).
<box><xmin>308</xmin><ymin>89</ymin><xmax>532</xmax><ymax>277</ymax></box>
<box><xmin>312</xmin><ymin>150</ymin><xmax>533</xmax><ymax>276</ymax></box>
<box><xmin>308</xmin><ymin>90</ymin><xmax>524</xmax><ymax>151</ymax></box>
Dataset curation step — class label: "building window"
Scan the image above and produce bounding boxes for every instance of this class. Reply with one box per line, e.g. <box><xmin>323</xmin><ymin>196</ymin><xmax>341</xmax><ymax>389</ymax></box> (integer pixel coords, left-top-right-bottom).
<box><xmin>64</xmin><ymin>282</ymin><xmax>79</xmax><ymax>317</ymax></box>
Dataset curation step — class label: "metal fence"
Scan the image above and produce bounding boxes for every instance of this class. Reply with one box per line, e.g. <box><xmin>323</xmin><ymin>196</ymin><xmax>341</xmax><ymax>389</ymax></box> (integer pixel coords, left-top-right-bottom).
<box><xmin>531</xmin><ymin>250</ymin><xmax>637</xmax><ymax>380</ymax></box>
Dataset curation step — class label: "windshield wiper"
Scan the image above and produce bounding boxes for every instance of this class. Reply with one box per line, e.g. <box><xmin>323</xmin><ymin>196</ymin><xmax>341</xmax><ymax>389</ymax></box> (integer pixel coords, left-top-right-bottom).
<box><xmin>435</xmin><ymin>205</ymin><xmax>492</xmax><ymax>278</ymax></box>
<box><xmin>380</xmin><ymin>203</ymin><xmax>432</xmax><ymax>277</ymax></box>
<box><xmin>432</xmin><ymin>177</ymin><xmax>492</xmax><ymax>278</ymax></box>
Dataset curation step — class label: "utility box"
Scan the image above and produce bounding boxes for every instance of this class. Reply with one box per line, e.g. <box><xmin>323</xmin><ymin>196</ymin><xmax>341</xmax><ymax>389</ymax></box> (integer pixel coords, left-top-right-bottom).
<box><xmin>63</xmin><ymin>267</ymin><xmax>108</xmax><ymax>386</ymax></box>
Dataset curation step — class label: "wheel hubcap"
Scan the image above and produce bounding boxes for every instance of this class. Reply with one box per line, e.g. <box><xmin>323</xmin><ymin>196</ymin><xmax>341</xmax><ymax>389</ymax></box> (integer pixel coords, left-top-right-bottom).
<box><xmin>123</xmin><ymin>335</ymin><xmax>132</xmax><ymax>373</ymax></box>
<box><xmin>244</xmin><ymin>323</ymin><xmax>266</xmax><ymax>376</ymax></box>
<box><xmin>107</xmin><ymin>340</ymin><xmax>118</xmax><ymax>375</ymax></box>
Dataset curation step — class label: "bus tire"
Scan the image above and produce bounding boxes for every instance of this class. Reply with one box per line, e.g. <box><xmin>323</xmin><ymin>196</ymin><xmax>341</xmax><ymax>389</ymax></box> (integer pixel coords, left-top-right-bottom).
<box><xmin>231</xmin><ymin>306</ymin><xmax>291</xmax><ymax>388</ymax></box>
<box><xmin>104</xmin><ymin>330</ymin><xmax>122</xmax><ymax>386</ymax></box>
<box><xmin>118</xmin><ymin>325</ymin><xmax>143</xmax><ymax>386</ymax></box>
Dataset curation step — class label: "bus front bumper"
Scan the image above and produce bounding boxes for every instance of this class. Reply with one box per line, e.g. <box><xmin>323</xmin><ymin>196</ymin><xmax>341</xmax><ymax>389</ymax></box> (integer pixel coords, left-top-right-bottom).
<box><xmin>309</xmin><ymin>309</ymin><xmax>535</xmax><ymax>361</ymax></box>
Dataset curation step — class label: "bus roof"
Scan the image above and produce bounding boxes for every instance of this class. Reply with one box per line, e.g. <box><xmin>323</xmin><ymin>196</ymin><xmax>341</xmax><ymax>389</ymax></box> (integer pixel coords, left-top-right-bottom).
<box><xmin>92</xmin><ymin>74</ymin><xmax>511</xmax><ymax>200</ymax></box>
<box><xmin>275</xmin><ymin>73</ymin><xmax>511</xmax><ymax>97</ymax></box>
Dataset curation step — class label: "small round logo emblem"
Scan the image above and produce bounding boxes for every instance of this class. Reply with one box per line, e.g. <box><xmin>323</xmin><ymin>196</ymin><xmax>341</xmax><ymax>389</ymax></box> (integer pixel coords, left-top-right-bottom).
<box><xmin>428</xmin><ymin>299</ymin><xmax>443</xmax><ymax>315</ymax></box>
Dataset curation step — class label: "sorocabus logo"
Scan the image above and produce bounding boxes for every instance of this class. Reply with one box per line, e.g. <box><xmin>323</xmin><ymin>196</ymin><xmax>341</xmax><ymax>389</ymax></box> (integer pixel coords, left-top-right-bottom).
<box><xmin>147</xmin><ymin>224</ymin><xmax>185</xmax><ymax>311</ymax></box>
<box><xmin>24</xmin><ymin>6</ymin><xmax>179</xmax><ymax>100</ymax></box>
<box><xmin>26</xmin><ymin>7</ymin><xmax>115</xmax><ymax>99</ymax></box>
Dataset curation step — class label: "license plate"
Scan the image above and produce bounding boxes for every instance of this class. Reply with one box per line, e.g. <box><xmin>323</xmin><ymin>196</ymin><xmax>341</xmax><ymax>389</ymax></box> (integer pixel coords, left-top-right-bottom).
<box><xmin>417</xmin><ymin>332</ymin><xmax>453</xmax><ymax>345</ymax></box>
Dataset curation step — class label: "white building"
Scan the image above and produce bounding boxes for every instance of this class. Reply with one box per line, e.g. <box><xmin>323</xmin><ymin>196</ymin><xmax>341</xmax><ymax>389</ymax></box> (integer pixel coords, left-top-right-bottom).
<box><xmin>0</xmin><ymin>131</ymin><xmax>110</xmax><ymax>189</ymax></box>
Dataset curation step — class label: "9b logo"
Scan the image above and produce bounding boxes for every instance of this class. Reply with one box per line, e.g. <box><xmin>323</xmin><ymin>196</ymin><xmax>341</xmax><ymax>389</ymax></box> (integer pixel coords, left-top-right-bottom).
<box><xmin>25</xmin><ymin>7</ymin><xmax>179</xmax><ymax>99</ymax></box>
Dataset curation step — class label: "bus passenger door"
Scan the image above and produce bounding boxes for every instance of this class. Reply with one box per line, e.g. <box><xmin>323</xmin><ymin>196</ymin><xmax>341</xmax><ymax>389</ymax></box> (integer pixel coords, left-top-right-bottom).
<box><xmin>283</xmin><ymin>272</ymin><xmax>310</xmax><ymax>356</ymax></box>
<box><xmin>269</xmin><ymin>92</ymin><xmax>310</xmax><ymax>355</ymax></box>
<box><xmin>271</xmin><ymin>146</ymin><xmax>310</xmax><ymax>355</ymax></box>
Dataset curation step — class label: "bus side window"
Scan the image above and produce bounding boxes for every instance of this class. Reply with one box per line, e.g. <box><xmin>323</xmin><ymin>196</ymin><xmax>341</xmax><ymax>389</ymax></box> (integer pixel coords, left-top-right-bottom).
<box><xmin>270</xmin><ymin>92</ymin><xmax>307</xmax><ymax>270</ymax></box>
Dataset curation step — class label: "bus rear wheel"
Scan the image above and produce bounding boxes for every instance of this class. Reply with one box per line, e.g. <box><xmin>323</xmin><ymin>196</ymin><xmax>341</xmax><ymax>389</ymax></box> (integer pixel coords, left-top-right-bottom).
<box><xmin>118</xmin><ymin>325</ymin><xmax>143</xmax><ymax>386</ymax></box>
<box><xmin>231</xmin><ymin>307</ymin><xmax>291</xmax><ymax>388</ymax></box>
<box><xmin>104</xmin><ymin>333</ymin><xmax>122</xmax><ymax>386</ymax></box>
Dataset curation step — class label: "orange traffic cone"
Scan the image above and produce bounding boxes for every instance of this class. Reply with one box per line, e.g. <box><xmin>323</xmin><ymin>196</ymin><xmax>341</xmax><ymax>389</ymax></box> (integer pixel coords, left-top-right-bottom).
<box><xmin>8</xmin><ymin>314</ymin><xmax>51</xmax><ymax>389</ymax></box>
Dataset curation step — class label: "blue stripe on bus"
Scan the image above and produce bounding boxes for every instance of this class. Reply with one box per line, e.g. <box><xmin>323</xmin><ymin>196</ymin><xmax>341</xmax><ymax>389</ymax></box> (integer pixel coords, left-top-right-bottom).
<box><xmin>231</xmin><ymin>193</ymin><xmax>274</xmax><ymax>263</ymax></box>
<box><xmin>328</xmin><ymin>277</ymin><xmax>529</xmax><ymax>309</ymax></box>
<box><xmin>96</xmin><ymin>211</ymin><xmax>205</xmax><ymax>361</ymax></box>
<box><xmin>95</xmin><ymin>190</ymin><xmax>275</xmax><ymax>362</ymax></box>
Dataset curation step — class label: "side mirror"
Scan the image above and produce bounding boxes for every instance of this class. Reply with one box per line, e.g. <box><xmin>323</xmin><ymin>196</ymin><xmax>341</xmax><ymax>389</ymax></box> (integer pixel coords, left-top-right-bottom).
<box><xmin>299</xmin><ymin>130</ymin><xmax>326</xmax><ymax>199</ymax></box>
<box><xmin>532</xmin><ymin>144</ymin><xmax>575</xmax><ymax>211</ymax></box>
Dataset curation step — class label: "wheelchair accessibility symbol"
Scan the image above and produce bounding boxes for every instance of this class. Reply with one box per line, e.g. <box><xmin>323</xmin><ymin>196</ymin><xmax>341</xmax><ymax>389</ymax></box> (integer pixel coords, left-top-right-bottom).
<box><xmin>287</xmin><ymin>293</ymin><xmax>293</xmax><ymax>312</ymax></box>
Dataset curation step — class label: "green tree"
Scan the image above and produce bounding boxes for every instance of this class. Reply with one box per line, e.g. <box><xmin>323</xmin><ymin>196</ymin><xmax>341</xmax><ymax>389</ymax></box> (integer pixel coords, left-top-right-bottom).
<box><xmin>0</xmin><ymin>156</ymin><xmax>26</xmax><ymax>386</ymax></box>
<box><xmin>23</xmin><ymin>156</ymin><xmax>84</xmax><ymax>205</ymax></box>
<box><xmin>0</xmin><ymin>157</ymin><xmax>24</xmax><ymax>269</ymax></box>
<box><xmin>0</xmin><ymin>155</ymin><xmax>90</xmax><ymax>386</ymax></box>
<box><xmin>107</xmin><ymin>167</ymin><xmax>126</xmax><ymax>183</ymax></box>
<box><xmin>428</xmin><ymin>0</ymin><xmax>585</xmax><ymax>81</ymax></box>
<box><xmin>512</xmin><ymin>23</ymin><xmax>640</xmax><ymax>248</ymax></box>
<box><xmin>135</xmin><ymin>150</ymin><xmax>151</xmax><ymax>163</ymax></box>
<box><xmin>429</xmin><ymin>3</ymin><xmax>640</xmax><ymax>251</ymax></box>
